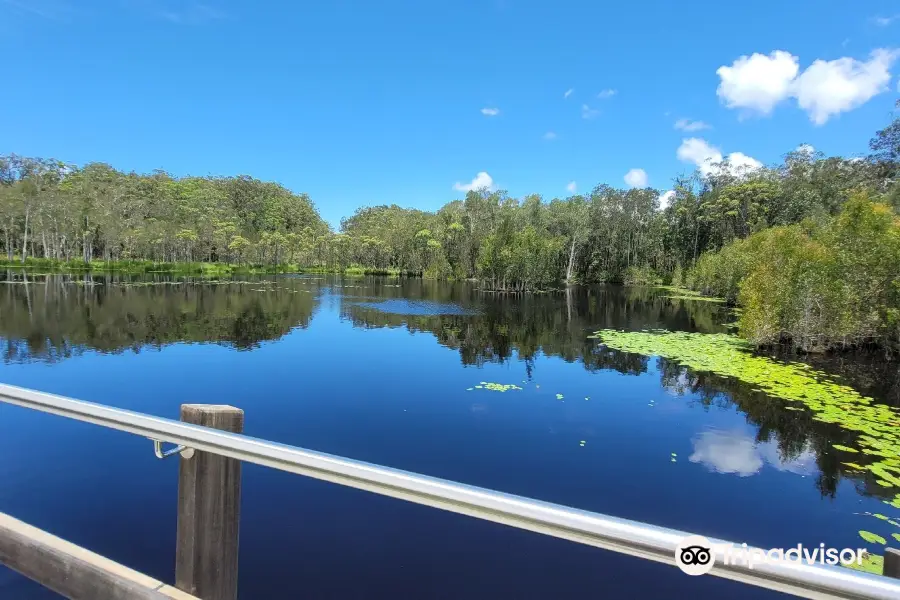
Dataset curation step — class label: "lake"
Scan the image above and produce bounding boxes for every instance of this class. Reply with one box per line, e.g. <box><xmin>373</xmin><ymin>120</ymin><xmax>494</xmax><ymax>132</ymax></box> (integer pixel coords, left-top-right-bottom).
<box><xmin>1</xmin><ymin>273</ymin><xmax>898</xmax><ymax>599</ymax></box>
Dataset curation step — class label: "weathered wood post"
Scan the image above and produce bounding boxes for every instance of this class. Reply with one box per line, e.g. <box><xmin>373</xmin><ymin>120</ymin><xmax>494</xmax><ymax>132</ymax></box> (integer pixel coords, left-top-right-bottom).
<box><xmin>885</xmin><ymin>548</ymin><xmax>900</xmax><ymax>579</ymax></box>
<box><xmin>175</xmin><ymin>405</ymin><xmax>244</xmax><ymax>600</ymax></box>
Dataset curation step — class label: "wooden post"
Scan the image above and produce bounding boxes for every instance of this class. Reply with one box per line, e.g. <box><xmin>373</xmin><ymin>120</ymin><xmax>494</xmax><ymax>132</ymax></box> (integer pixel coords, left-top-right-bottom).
<box><xmin>175</xmin><ymin>405</ymin><xmax>243</xmax><ymax>600</ymax></box>
<box><xmin>885</xmin><ymin>548</ymin><xmax>900</xmax><ymax>579</ymax></box>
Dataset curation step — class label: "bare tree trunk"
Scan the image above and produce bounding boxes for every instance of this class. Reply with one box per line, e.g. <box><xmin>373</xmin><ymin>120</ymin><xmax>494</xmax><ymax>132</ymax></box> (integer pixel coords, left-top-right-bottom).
<box><xmin>21</xmin><ymin>206</ymin><xmax>30</xmax><ymax>263</ymax></box>
<box><xmin>566</xmin><ymin>237</ymin><xmax>576</xmax><ymax>282</ymax></box>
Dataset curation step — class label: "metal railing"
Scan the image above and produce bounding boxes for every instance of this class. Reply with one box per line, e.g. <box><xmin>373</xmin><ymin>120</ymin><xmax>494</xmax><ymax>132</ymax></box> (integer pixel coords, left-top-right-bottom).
<box><xmin>1</xmin><ymin>382</ymin><xmax>899</xmax><ymax>600</ymax></box>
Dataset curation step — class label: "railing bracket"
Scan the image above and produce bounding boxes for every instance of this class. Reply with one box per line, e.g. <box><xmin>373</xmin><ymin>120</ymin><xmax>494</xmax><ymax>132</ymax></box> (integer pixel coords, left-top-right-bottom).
<box><xmin>152</xmin><ymin>439</ymin><xmax>194</xmax><ymax>460</ymax></box>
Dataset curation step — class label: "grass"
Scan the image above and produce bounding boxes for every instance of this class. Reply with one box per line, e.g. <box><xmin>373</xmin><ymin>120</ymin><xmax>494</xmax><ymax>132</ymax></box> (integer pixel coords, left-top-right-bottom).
<box><xmin>0</xmin><ymin>257</ymin><xmax>406</xmax><ymax>277</ymax></box>
<box><xmin>653</xmin><ymin>285</ymin><xmax>726</xmax><ymax>303</ymax></box>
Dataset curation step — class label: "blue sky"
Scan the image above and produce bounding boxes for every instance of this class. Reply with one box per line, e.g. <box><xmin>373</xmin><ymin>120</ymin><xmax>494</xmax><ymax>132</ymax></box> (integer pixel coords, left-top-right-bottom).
<box><xmin>1</xmin><ymin>0</ymin><xmax>899</xmax><ymax>227</ymax></box>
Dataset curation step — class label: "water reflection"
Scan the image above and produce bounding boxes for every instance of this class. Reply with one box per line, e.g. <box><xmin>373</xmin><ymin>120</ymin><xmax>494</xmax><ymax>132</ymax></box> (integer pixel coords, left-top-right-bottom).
<box><xmin>0</xmin><ymin>274</ymin><xmax>318</xmax><ymax>362</ymax></box>
<box><xmin>689</xmin><ymin>429</ymin><xmax>817</xmax><ymax>477</ymax></box>
<box><xmin>0</xmin><ymin>273</ymin><xmax>897</xmax><ymax>507</ymax></box>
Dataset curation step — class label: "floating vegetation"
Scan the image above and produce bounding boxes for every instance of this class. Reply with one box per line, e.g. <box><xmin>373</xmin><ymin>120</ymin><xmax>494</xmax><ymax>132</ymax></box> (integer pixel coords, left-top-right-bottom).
<box><xmin>832</xmin><ymin>444</ymin><xmax>859</xmax><ymax>453</ymax></box>
<box><xmin>894</xmin><ymin>533</ymin><xmax>900</xmax><ymax>543</ymax></box>
<box><xmin>591</xmin><ymin>329</ymin><xmax>900</xmax><ymax>507</ymax></box>
<box><xmin>859</xmin><ymin>531</ymin><xmax>886</xmax><ymax>545</ymax></box>
<box><xmin>654</xmin><ymin>286</ymin><xmax>725</xmax><ymax>303</ymax></box>
<box><xmin>663</xmin><ymin>295</ymin><xmax>726</xmax><ymax>303</ymax></box>
<box><xmin>845</xmin><ymin>552</ymin><xmax>883</xmax><ymax>575</ymax></box>
<box><xmin>472</xmin><ymin>382</ymin><xmax>522</xmax><ymax>392</ymax></box>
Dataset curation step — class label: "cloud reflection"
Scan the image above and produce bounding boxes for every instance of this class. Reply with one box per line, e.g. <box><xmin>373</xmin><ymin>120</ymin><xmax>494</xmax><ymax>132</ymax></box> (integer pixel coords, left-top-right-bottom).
<box><xmin>689</xmin><ymin>429</ymin><xmax>816</xmax><ymax>477</ymax></box>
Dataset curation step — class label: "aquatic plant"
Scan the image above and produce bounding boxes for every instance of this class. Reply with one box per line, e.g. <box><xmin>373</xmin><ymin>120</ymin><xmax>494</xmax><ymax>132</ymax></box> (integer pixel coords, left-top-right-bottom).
<box><xmin>472</xmin><ymin>382</ymin><xmax>522</xmax><ymax>392</ymax></box>
<box><xmin>654</xmin><ymin>286</ymin><xmax>725</xmax><ymax>303</ymax></box>
<box><xmin>845</xmin><ymin>552</ymin><xmax>883</xmax><ymax>575</ymax></box>
<box><xmin>591</xmin><ymin>329</ymin><xmax>900</xmax><ymax>507</ymax></box>
<box><xmin>859</xmin><ymin>531</ymin><xmax>886</xmax><ymax>545</ymax></box>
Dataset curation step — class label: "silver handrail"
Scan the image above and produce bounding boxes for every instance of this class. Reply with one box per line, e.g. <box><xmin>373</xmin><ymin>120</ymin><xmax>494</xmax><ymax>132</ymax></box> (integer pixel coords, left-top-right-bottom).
<box><xmin>1</xmin><ymin>382</ymin><xmax>898</xmax><ymax>600</ymax></box>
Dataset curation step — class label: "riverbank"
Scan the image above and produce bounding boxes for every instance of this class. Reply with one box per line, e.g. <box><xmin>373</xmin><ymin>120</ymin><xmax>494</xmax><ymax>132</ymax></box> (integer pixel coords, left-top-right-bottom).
<box><xmin>0</xmin><ymin>258</ymin><xmax>407</xmax><ymax>277</ymax></box>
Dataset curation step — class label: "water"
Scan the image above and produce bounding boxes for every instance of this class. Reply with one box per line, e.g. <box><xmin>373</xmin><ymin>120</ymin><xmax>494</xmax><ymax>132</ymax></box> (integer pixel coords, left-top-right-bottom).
<box><xmin>0</xmin><ymin>274</ymin><xmax>897</xmax><ymax>599</ymax></box>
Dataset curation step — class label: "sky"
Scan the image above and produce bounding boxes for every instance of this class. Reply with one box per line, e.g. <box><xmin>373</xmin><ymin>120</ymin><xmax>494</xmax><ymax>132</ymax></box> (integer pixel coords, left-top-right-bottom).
<box><xmin>1</xmin><ymin>0</ymin><xmax>899</xmax><ymax>227</ymax></box>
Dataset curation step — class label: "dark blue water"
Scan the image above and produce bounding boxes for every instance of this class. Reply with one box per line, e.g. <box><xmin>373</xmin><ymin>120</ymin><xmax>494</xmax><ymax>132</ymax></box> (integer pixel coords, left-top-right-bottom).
<box><xmin>0</xmin><ymin>274</ymin><xmax>897</xmax><ymax>599</ymax></box>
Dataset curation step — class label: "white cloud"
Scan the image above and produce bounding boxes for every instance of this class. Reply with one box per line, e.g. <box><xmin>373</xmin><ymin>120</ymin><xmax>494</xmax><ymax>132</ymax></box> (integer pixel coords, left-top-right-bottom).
<box><xmin>453</xmin><ymin>171</ymin><xmax>494</xmax><ymax>192</ymax></box>
<box><xmin>566</xmin><ymin>181</ymin><xmax>577</xmax><ymax>193</ymax></box>
<box><xmin>624</xmin><ymin>168</ymin><xmax>648</xmax><ymax>188</ymax></box>
<box><xmin>727</xmin><ymin>152</ymin><xmax>763</xmax><ymax>173</ymax></box>
<box><xmin>597</xmin><ymin>89</ymin><xmax>617</xmax><ymax>99</ymax></box>
<box><xmin>658</xmin><ymin>190</ymin><xmax>676</xmax><ymax>210</ymax></box>
<box><xmin>873</xmin><ymin>15</ymin><xmax>898</xmax><ymax>27</ymax></box>
<box><xmin>480</xmin><ymin>107</ymin><xmax>500</xmax><ymax>116</ymax></box>
<box><xmin>676</xmin><ymin>138</ymin><xmax>761</xmax><ymax>177</ymax></box>
<box><xmin>677</xmin><ymin>137</ymin><xmax>722</xmax><ymax>167</ymax></box>
<box><xmin>543</xmin><ymin>131</ymin><xmax>557</xmax><ymax>140</ymax></box>
<box><xmin>793</xmin><ymin>49</ymin><xmax>898</xmax><ymax>125</ymax></box>
<box><xmin>581</xmin><ymin>104</ymin><xmax>600</xmax><ymax>119</ymax></box>
<box><xmin>674</xmin><ymin>118</ymin><xmax>711</xmax><ymax>132</ymax></box>
<box><xmin>564</xmin><ymin>88</ymin><xmax>574</xmax><ymax>99</ymax></box>
<box><xmin>716</xmin><ymin>48</ymin><xmax>900</xmax><ymax>125</ymax></box>
<box><xmin>796</xmin><ymin>143</ymin><xmax>815</xmax><ymax>155</ymax></box>
<box><xmin>716</xmin><ymin>50</ymin><xmax>800</xmax><ymax>116</ymax></box>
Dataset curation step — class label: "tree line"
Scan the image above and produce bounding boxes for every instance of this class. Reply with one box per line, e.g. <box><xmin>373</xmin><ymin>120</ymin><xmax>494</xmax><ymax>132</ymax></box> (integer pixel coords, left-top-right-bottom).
<box><xmin>2</xmin><ymin>103</ymin><xmax>897</xmax><ymax>350</ymax></box>
<box><xmin>4</xmin><ymin>109</ymin><xmax>896</xmax><ymax>284</ymax></box>
<box><xmin>0</xmin><ymin>161</ymin><xmax>330</xmax><ymax>266</ymax></box>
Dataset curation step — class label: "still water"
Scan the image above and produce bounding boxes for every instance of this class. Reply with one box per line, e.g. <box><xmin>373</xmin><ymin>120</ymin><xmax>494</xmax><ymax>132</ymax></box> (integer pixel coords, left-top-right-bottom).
<box><xmin>0</xmin><ymin>274</ymin><xmax>898</xmax><ymax>599</ymax></box>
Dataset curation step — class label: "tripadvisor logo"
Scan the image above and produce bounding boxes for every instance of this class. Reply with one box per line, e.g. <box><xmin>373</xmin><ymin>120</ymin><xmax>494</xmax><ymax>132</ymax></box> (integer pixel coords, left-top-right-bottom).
<box><xmin>674</xmin><ymin>535</ymin><xmax>867</xmax><ymax>576</ymax></box>
<box><xmin>676</xmin><ymin>535</ymin><xmax>715</xmax><ymax>575</ymax></box>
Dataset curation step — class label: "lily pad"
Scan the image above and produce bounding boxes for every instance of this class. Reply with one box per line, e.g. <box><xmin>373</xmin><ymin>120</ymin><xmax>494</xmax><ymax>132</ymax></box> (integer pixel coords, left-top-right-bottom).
<box><xmin>832</xmin><ymin>444</ymin><xmax>859</xmax><ymax>453</ymax></box>
<box><xmin>844</xmin><ymin>552</ymin><xmax>883</xmax><ymax>575</ymax></box>
<box><xmin>859</xmin><ymin>531</ymin><xmax>887</xmax><ymax>545</ymax></box>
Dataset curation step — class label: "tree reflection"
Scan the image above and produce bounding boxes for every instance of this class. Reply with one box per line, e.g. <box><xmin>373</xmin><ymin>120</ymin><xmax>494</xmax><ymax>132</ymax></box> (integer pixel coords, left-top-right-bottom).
<box><xmin>0</xmin><ymin>274</ymin><xmax>317</xmax><ymax>362</ymax></box>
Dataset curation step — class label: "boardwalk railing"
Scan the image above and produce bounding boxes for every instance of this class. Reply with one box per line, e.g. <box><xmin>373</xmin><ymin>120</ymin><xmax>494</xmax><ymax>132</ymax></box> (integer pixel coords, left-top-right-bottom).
<box><xmin>1</xmin><ymin>382</ymin><xmax>900</xmax><ymax>600</ymax></box>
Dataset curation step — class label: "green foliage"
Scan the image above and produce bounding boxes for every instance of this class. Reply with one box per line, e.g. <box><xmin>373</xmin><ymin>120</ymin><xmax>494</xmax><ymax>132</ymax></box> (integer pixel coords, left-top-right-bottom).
<box><xmin>669</xmin><ymin>263</ymin><xmax>683</xmax><ymax>288</ymax></box>
<box><xmin>1</xmin><ymin>108</ymin><xmax>897</xmax><ymax>322</ymax></box>
<box><xmin>622</xmin><ymin>265</ymin><xmax>661</xmax><ymax>285</ymax></box>
<box><xmin>689</xmin><ymin>193</ymin><xmax>900</xmax><ymax>351</ymax></box>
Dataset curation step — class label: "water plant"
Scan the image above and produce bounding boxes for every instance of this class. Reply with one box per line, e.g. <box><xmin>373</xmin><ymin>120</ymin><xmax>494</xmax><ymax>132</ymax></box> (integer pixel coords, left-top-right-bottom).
<box><xmin>591</xmin><ymin>329</ymin><xmax>900</xmax><ymax>507</ymax></box>
<box><xmin>859</xmin><ymin>531</ymin><xmax>886</xmax><ymax>545</ymax></box>
<box><xmin>472</xmin><ymin>382</ymin><xmax>522</xmax><ymax>392</ymax></box>
<box><xmin>845</xmin><ymin>552</ymin><xmax>883</xmax><ymax>575</ymax></box>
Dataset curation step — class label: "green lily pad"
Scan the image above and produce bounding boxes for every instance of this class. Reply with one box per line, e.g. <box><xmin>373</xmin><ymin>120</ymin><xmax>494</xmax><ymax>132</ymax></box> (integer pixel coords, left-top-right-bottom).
<box><xmin>859</xmin><ymin>530</ymin><xmax>887</xmax><ymax>545</ymax></box>
<box><xmin>844</xmin><ymin>552</ymin><xmax>883</xmax><ymax>575</ymax></box>
<box><xmin>832</xmin><ymin>444</ymin><xmax>858</xmax><ymax>453</ymax></box>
